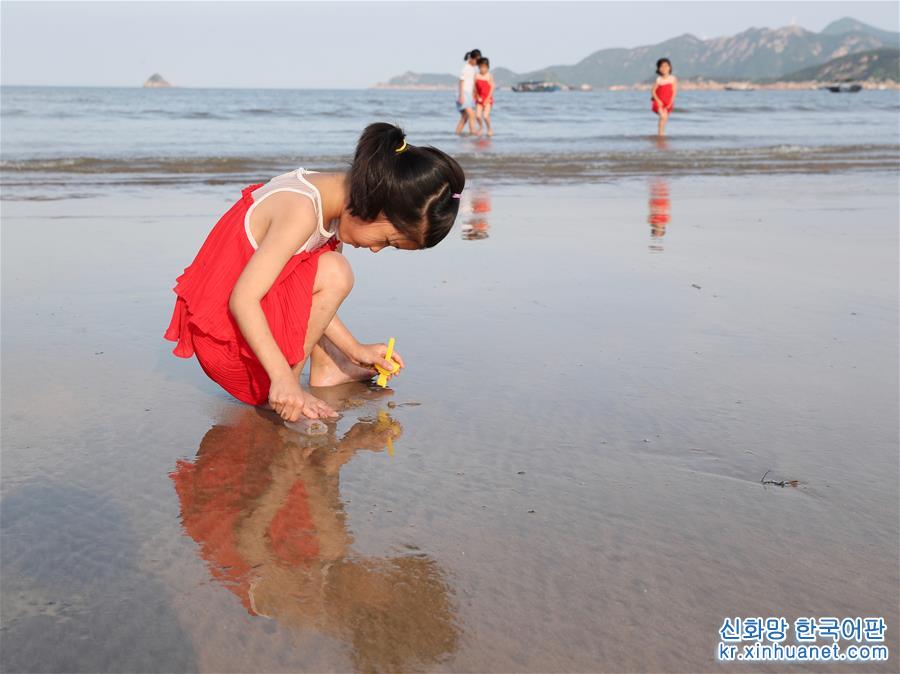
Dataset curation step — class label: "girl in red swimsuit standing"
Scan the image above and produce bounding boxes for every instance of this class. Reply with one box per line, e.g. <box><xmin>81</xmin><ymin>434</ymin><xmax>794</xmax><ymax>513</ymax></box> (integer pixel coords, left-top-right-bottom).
<box><xmin>474</xmin><ymin>57</ymin><xmax>495</xmax><ymax>137</ymax></box>
<box><xmin>651</xmin><ymin>58</ymin><xmax>677</xmax><ymax>137</ymax></box>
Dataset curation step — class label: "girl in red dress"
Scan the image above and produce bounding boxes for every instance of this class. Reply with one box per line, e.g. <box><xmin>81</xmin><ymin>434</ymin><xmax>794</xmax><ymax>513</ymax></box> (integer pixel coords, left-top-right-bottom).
<box><xmin>474</xmin><ymin>57</ymin><xmax>495</xmax><ymax>137</ymax></box>
<box><xmin>164</xmin><ymin>123</ymin><xmax>464</xmax><ymax>423</ymax></box>
<box><xmin>651</xmin><ymin>58</ymin><xmax>677</xmax><ymax>136</ymax></box>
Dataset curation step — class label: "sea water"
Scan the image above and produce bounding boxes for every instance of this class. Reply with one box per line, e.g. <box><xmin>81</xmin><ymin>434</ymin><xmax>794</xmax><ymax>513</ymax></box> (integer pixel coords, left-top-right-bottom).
<box><xmin>2</xmin><ymin>85</ymin><xmax>898</xmax><ymax>199</ymax></box>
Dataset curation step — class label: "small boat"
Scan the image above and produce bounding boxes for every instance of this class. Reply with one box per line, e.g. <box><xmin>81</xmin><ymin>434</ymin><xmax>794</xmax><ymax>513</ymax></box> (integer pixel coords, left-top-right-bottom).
<box><xmin>823</xmin><ymin>83</ymin><xmax>863</xmax><ymax>93</ymax></box>
<box><xmin>512</xmin><ymin>81</ymin><xmax>561</xmax><ymax>93</ymax></box>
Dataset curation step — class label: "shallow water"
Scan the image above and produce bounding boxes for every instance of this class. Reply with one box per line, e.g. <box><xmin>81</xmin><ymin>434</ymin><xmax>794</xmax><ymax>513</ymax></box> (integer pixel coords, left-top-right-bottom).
<box><xmin>1</xmin><ymin>174</ymin><xmax>897</xmax><ymax>672</ymax></box>
<box><xmin>2</xmin><ymin>86</ymin><xmax>899</xmax><ymax>197</ymax></box>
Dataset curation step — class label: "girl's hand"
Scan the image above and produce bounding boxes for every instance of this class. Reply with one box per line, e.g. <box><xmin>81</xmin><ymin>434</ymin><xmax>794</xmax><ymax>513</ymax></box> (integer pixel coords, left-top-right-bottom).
<box><xmin>350</xmin><ymin>342</ymin><xmax>405</xmax><ymax>374</ymax></box>
<box><xmin>269</xmin><ymin>376</ymin><xmax>337</xmax><ymax>421</ymax></box>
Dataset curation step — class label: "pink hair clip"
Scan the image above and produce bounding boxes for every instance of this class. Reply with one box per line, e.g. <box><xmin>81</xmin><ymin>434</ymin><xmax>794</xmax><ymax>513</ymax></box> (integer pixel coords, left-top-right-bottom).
<box><xmin>452</xmin><ymin>193</ymin><xmax>461</xmax><ymax>199</ymax></box>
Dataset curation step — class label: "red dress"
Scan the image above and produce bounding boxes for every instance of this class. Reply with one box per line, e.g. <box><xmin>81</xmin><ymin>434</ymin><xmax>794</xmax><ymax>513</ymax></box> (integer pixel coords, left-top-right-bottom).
<box><xmin>652</xmin><ymin>82</ymin><xmax>674</xmax><ymax>114</ymax></box>
<box><xmin>164</xmin><ymin>183</ymin><xmax>338</xmax><ymax>406</ymax></box>
<box><xmin>475</xmin><ymin>78</ymin><xmax>494</xmax><ymax>106</ymax></box>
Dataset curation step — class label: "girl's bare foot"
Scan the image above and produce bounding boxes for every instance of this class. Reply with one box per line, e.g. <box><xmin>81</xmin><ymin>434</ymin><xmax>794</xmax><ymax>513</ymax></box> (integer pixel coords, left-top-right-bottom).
<box><xmin>309</xmin><ymin>338</ymin><xmax>376</xmax><ymax>387</ymax></box>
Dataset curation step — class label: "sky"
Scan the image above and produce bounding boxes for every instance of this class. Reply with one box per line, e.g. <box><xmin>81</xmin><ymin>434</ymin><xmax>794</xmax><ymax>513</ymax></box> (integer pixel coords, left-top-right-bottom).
<box><xmin>1</xmin><ymin>1</ymin><xmax>897</xmax><ymax>88</ymax></box>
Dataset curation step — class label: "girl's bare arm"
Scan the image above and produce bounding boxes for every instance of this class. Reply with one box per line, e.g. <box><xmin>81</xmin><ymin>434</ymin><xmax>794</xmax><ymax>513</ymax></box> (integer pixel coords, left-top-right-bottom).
<box><xmin>229</xmin><ymin>195</ymin><xmax>317</xmax><ymax>383</ymax></box>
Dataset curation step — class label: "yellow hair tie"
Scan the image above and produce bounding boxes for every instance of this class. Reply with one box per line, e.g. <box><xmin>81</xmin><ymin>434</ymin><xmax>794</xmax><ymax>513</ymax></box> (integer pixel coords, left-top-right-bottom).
<box><xmin>394</xmin><ymin>139</ymin><xmax>408</xmax><ymax>154</ymax></box>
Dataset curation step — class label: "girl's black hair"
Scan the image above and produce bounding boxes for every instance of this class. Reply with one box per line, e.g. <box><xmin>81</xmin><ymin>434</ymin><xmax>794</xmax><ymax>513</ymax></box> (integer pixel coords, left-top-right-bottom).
<box><xmin>465</xmin><ymin>49</ymin><xmax>482</xmax><ymax>61</ymax></box>
<box><xmin>656</xmin><ymin>58</ymin><xmax>672</xmax><ymax>75</ymax></box>
<box><xmin>347</xmin><ymin>123</ymin><xmax>466</xmax><ymax>249</ymax></box>
<box><xmin>477</xmin><ymin>57</ymin><xmax>490</xmax><ymax>68</ymax></box>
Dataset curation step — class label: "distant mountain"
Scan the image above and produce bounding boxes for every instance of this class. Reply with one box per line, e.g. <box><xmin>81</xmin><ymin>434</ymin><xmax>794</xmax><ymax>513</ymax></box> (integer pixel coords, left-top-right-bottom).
<box><xmin>378</xmin><ymin>17</ymin><xmax>899</xmax><ymax>88</ymax></box>
<box><xmin>774</xmin><ymin>48</ymin><xmax>900</xmax><ymax>82</ymax></box>
<box><xmin>376</xmin><ymin>68</ymin><xmax>515</xmax><ymax>89</ymax></box>
<box><xmin>379</xmin><ymin>71</ymin><xmax>456</xmax><ymax>88</ymax></box>
<box><xmin>820</xmin><ymin>18</ymin><xmax>900</xmax><ymax>44</ymax></box>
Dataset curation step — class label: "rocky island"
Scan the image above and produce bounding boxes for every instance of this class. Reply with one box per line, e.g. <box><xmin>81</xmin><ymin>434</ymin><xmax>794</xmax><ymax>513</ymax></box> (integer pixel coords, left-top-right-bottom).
<box><xmin>143</xmin><ymin>73</ymin><xmax>172</xmax><ymax>88</ymax></box>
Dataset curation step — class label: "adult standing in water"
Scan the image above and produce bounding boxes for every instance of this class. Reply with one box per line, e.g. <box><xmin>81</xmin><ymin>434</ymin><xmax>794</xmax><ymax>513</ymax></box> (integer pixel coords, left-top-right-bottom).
<box><xmin>651</xmin><ymin>58</ymin><xmax>677</xmax><ymax>136</ymax></box>
<box><xmin>455</xmin><ymin>49</ymin><xmax>481</xmax><ymax>135</ymax></box>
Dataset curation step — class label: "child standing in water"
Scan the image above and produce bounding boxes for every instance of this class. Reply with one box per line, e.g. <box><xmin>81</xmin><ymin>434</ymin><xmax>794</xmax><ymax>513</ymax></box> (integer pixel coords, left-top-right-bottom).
<box><xmin>474</xmin><ymin>57</ymin><xmax>495</xmax><ymax>137</ymax></box>
<box><xmin>651</xmin><ymin>58</ymin><xmax>677</xmax><ymax>136</ymax></box>
<box><xmin>164</xmin><ymin>123</ymin><xmax>464</xmax><ymax>423</ymax></box>
<box><xmin>455</xmin><ymin>49</ymin><xmax>480</xmax><ymax>135</ymax></box>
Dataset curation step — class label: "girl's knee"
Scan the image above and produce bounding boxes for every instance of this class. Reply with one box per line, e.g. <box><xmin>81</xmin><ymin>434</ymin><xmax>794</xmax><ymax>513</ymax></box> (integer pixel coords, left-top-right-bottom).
<box><xmin>315</xmin><ymin>251</ymin><xmax>354</xmax><ymax>295</ymax></box>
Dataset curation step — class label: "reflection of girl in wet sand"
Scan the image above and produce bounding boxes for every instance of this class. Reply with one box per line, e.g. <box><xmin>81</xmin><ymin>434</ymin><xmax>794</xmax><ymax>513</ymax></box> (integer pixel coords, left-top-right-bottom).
<box><xmin>648</xmin><ymin>179</ymin><xmax>671</xmax><ymax>238</ymax></box>
<box><xmin>462</xmin><ymin>188</ymin><xmax>491</xmax><ymax>241</ymax></box>
<box><xmin>170</xmin><ymin>397</ymin><xmax>458</xmax><ymax>672</ymax></box>
<box><xmin>651</xmin><ymin>58</ymin><xmax>677</xmax><ymax>137</ymax></box>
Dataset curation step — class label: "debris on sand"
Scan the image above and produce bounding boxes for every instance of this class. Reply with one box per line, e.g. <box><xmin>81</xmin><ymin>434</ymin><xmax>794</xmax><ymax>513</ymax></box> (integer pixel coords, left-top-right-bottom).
<box><xmin>761</xmin><ymin>470</ymin><xmax>799</xmax><ymax>488</ymax></box>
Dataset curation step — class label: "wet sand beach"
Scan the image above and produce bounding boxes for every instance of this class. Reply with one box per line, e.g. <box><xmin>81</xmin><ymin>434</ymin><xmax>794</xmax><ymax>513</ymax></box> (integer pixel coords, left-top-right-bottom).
<box><xmin>2</xmin><ymin>172</ymin><xmax>897</xmax><ymax>672</ymax></box>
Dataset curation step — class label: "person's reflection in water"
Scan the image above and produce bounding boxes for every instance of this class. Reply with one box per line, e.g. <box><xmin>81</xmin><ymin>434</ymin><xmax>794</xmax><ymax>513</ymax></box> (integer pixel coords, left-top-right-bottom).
<box><xmin>461</xmin><ymin>187</ymin><xmax>491</xmax><ymax>241</ymax></box>
<box><xmin>648</xmin><ymin>179</ymin><xmax>671</xmax><ymax>239</ymax></box>
<box><xmin>170</xmin><ymin>383</ymin><xmax>459</xmax><ymax>672</ymax></box>
<box><xmin>647</xmin><ymin>136</ymin><xmax>672</xmax><ymax>249</ymax></box>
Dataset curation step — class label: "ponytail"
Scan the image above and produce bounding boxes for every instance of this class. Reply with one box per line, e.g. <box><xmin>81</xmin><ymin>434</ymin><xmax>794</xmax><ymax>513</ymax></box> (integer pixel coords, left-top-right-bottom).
<box><xmin>347</xmin><ymin>122</ymin><xmax>407</xmax><ymax>222</ymax></box>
